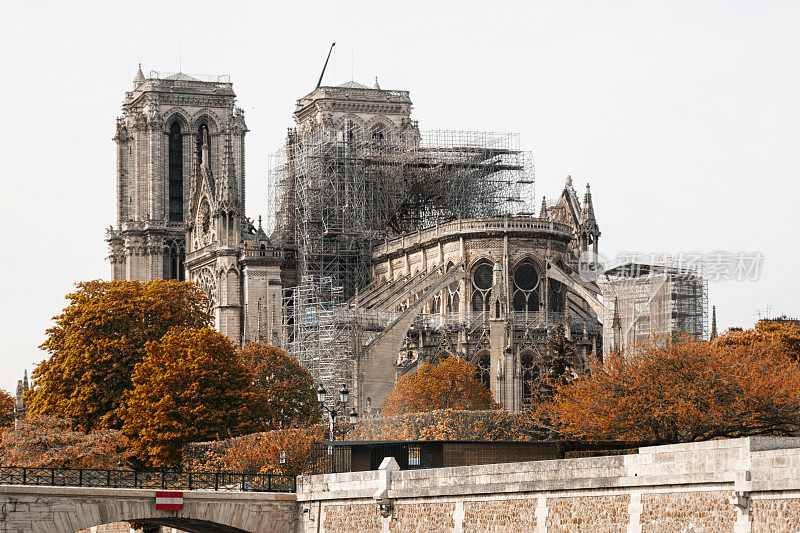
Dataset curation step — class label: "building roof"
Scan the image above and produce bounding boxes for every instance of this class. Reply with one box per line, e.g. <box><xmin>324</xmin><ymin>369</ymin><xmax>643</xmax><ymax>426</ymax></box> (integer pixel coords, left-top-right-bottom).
<box><xmin>337</xmin><ymin>80</ymin><xmax>370</xmax><ymax>89</ymax></box>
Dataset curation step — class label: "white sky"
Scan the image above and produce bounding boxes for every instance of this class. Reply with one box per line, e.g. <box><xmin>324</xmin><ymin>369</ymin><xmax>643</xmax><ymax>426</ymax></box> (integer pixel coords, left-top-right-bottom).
<box><xmin>1</xmin><ymin>1</ymin><xmax>798</xmax><ymax>394</ymax></box>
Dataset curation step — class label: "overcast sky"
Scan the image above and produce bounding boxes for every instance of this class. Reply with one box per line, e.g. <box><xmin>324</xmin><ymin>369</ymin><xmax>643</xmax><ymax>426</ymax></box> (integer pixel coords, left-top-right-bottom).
<box><xmin>1</xmin><ymin>1</ymin><xmax>798</xmax><ymax>394</ymax></box>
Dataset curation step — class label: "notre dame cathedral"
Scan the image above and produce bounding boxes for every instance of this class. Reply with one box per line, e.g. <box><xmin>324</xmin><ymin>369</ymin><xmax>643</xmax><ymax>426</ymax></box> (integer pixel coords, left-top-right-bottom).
<box><xmin>108</xmin><ymin>64</ymin><xmax>613</xmax><ymax>413</ymax></box>
<box><xmin>106</xmin><ymin>65</ymin><xmax>283</xmax><ymax>346</ymax></box>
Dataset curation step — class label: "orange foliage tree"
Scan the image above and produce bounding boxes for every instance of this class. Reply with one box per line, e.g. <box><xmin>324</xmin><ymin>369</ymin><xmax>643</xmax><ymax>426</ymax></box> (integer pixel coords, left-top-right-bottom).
<box><xmin>238</xmin><ymin>343</ymin><xmax>321</xmax><ymax>430</ymax></box>
<box><xmin>28</xmin><ymin>280</ymin><xmax>211</xmax><ymax>431</ymax></box>
<box><xmin>182</xmin><ymin>425</ymin><xmax>327</xmax><ymax>475</ymax></box>
<box><xmin>122</xmin><ymin>328</ymin><xmax>251</xmax><ymax>467</ymax></box>
<box><xmin>537</xmin><ymin>335</ymin><xmax>800</xmax><ymax>444</ymax></box>
<box><xmin>382</xmin><ymin>356</ymin><xmax>499</xmax><ymax>416</ymax></box>
<box><xmin>0</xmin><ymin>390</ymin><xmax>14</xmax><ymax>430</ymax></box>
<box><xmin>715</xmin><ymin>320</ymin><xmax>800</xmax><ymax>360</ymax></box>
<box><xmin>220</xmin><ymin>428</ymin><xmax>324</xmax><ymax>475</ymax></box>
<box><xmin>0</xmin><ymin>416</ymin><xmax>133</xmax><ymax>468</ymax></box>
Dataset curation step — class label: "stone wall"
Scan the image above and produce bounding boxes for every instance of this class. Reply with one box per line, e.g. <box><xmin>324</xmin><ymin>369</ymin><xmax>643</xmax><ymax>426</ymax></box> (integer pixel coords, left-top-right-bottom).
<box><xmin>296</xmin><ymin>437</ymin><xmax>800</xmax><ymax>533</ymax></box>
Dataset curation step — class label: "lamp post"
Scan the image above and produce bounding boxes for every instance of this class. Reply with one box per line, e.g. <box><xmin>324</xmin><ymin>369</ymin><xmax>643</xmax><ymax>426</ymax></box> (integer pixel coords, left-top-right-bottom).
<box><xmin>316</xmin><ymin>383</ymin><xmax>358</xmax><ymax>441</ymax></box>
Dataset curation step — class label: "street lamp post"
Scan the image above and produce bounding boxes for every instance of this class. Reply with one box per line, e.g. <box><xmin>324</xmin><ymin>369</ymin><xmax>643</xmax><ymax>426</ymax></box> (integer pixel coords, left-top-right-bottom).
<box><xmin>316</xmin><ymin>383</ymin><xmax>358</xmax><ymax>441</ymax></box>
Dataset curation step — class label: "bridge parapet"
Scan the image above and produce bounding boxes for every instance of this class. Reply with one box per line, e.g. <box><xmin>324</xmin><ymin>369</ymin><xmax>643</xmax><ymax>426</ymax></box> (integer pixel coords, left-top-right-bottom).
<box><xmin>0</xmin><ymin>484</ymin><xmax>297</xmax><ymax>533</ymax></box>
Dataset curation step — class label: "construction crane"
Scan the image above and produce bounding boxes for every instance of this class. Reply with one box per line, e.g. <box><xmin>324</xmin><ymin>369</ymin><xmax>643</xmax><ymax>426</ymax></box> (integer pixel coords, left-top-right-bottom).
<box><xmin>316</xmin><ymin>42</ymin><xmax>336</xmax><ymax>89</ymax></box>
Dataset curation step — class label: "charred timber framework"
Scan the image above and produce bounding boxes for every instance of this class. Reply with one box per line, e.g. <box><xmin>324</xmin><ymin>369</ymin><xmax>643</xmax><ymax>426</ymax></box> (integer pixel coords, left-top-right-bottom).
<box><xmin>269</xmin><ymin>126</ymin><xmax>536</xmax><ymax>399</ymax></box>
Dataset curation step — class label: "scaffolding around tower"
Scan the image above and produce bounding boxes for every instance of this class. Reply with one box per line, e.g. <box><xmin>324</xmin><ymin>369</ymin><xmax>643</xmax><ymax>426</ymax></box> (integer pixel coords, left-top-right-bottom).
<box><xmin>269</xmin><ymin>125</ymin><xmax>536</xmax><ymax>390</ymax></box>
<box><xmin>269</xmin><ymin>126</ymin><xmax>535</xmax><ymax>298</ymax></box>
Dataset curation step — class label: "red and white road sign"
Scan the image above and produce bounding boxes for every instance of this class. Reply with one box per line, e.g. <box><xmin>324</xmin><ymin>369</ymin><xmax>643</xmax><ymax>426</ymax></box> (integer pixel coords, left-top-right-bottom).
<box><xmin>155</xmin><ymin>491</ymin><xmax>184</xmax><ymax>511</ymax></box>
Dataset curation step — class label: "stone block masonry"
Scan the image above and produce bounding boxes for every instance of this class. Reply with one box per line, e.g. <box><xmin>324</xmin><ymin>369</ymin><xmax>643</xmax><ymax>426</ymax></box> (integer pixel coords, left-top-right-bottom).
<box><xmin>297</xmin><ymin>436</ymin><xmax>800</xmax><ymax>532</ymax></box>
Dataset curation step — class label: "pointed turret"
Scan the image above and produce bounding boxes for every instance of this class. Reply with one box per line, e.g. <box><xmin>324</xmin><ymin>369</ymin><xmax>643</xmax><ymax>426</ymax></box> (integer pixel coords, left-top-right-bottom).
<box><xmin>256</xmin><ymin>215</ymin><xmax>268</xmax><ymax>239</ymax></box>
<box><xmin>580</xmin><ymin>183</ymin><xmax>597</xmax><ymax>226</ymax></box>
<box><xmin>540</xmin><ymin>196</ymin><xmax>548</xmax><ymax>218</ymax></box>
<box><xmin>710</xmin><ymin>305</ymin><xmax>718</xmax><ymax>340</ymax></box>
<box><xmin>373</xmin><ymin>77</ymin><xmax>381</xmax><ymax>90</ymax></box>
<box><xmin>133</xmin><ymin>63</ymin><xmax>145</xmax><ymax>88</ymax></box>
<box><xmin>217</xmin><ymin>135</ymin><xmax>239</xmax><ymax>210</ymax></box>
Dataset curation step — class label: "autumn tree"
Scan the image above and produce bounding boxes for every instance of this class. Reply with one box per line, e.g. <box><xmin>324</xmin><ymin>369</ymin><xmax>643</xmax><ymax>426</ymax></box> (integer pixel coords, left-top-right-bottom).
<box><xmin>122</xmin><ymin>328</ymin><xmax>252</xmax><ymax>467</ymax></box>
<box><xmin>239</xmin><ymin>343</ymin><xmax>321</xmax><ymax>431</ymax></box>
<box><xmin>219</xmin><ymin>427</ymin><xmax>325</xmax><ymax>475</ymax></box>
<box><xmin>0</xmin><ymin>390</ymin><xmax>14</xmax><ymax>430</ymax></box>
<box><xmin>28</xmin><ymin>280</ymin><xmax>211</xmax><ymax>431</ymax></box>
<box><xmin>382</xmin><ymin>356</ymin><xmax>499</xmax><ymax>416</ymax></box>
<box><xmin>715</xmin><ymin>320</ymin><xmax>800</xmax><ymax>360</ymax></box>
<box><xmin>537</xmin><ymin>336</ymin><xmax>800</xmax><ymax>444</ymax></box>
<box><xmin>0</xmin><ymin>416</ymin><xmax>133</xmax><ymax>468</ymax></box>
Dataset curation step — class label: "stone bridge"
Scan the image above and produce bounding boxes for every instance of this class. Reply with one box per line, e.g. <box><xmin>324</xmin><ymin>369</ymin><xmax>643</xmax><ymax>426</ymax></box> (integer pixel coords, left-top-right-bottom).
<box><xmin>0</xmin><ymin>485</ymin><xmax>297</xmax><ymax>533</ymax></box>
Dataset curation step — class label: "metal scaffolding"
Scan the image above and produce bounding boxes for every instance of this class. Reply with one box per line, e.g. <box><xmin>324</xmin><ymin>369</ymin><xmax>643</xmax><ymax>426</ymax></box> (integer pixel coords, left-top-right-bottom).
<box><xmin>269</xmin><ymin>125</ymin><xmax>535</xmax><ymax>389</ymax></box>
<box><xmin>600</xmin><ymin>260</ymin><xmax>708</xmax><ymax>355</ymax></box>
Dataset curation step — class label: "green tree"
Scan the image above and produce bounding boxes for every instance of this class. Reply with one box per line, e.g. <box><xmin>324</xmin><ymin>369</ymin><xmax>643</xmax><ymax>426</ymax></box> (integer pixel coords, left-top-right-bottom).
<box><xmin>382</xmin><ymin>356</ymin><xmax>498</xmax><ymax>416</ymax></box>
<box><xmin>239</xmin><ymin>343</ymin><xmax>321</xmax><ymax>430</ymax></box>
<box><xmin>28</xmin><ymin>280</ymin><xmax>211</xmax><ymax>431</ymax></box>
<box><xmin>535</xmin><ymin>323</ymin><xmax>580</xmax><ymax>399</ymax></box>
<box><xmin>122</xmin><ymin>328</ymin><xmax>252</xmax><ymax>467</ymax></box>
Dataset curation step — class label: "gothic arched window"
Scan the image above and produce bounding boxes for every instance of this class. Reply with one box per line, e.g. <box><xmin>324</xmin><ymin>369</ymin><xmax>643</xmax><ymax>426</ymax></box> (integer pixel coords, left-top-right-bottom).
<box><xmin>471</xmin><ymin>261</ymin><xmax>493</xmax><ymax>313</ymax></box>
<box><xmin>371</xmin><ymin>123</ymin><xmax>386</xmax><ymax>142</ymax></box>
<box><xmin>520</xmin><ymin>354</ymin><xmax>539</xmax><ymax>407</ymax></box>
<box><xmin>166</xmin><ymin>240</ymin><xmax>184</xmax><ymax>281</ymax></box>
<box><xmin>340</xmin><ymin>118</ymin><xmax>356</xmax><ymax>142</ymax></box>
<box><xmin>512</xmin><ymin>260</ymin><xmax>540</xmax><ymax>314</ymax></box>
<box><xmin>168</xmin><ymin>122</ymin><xmax>183</xmax><ymax>222</ymax></box>
<box><xmin>475</xmin><ymin>353</ymin><xmax>491</xmax><ymax>390</ymax></box>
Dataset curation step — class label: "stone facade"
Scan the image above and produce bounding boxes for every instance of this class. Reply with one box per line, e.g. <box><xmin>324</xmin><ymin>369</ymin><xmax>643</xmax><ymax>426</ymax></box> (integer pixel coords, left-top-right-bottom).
<box><xmin>358</xmin><ymin>207</ymin><xmax>604</xmax><ymax>414</ymax></box>
<box><xmin>107</xmin><ymin>67</ymin><xmax>282</xmax><ymax>346</ymax></box>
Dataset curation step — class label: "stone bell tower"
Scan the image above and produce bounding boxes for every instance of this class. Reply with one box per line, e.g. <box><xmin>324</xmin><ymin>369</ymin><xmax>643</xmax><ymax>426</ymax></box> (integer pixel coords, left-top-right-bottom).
<box><xmin>107</xmin><ymin>65</ymin><xmax>246</xmax><ymax>282</ymax></box>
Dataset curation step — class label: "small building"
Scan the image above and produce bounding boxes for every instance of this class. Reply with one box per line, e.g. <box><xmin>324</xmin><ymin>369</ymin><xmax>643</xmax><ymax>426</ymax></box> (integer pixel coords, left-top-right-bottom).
<box><xmin>313</xmin><ymin>440</ymin><xmax>638</xmax><ymax>473</ymax></box>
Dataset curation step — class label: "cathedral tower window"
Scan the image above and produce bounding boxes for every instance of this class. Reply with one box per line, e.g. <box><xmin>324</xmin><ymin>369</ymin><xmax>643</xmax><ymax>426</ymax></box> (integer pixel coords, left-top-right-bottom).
<box><xmin>340</xmin><ymin>118</ymin><xmax>356</xmax><ymax>142</ymax></box>
<box><xmin>370</xmin><ymin>123</ymin><xmax>386</xmax><ymax>142</ymax></box>
<box><xmin>168</xmin><ymin>122</ymin><xmax>183</xmax><ymax>222</ymax></box>
<box><xmin>166</xmin><ymin>240</ymin><xmax>184</xmax><ymax>281</ymax></box>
